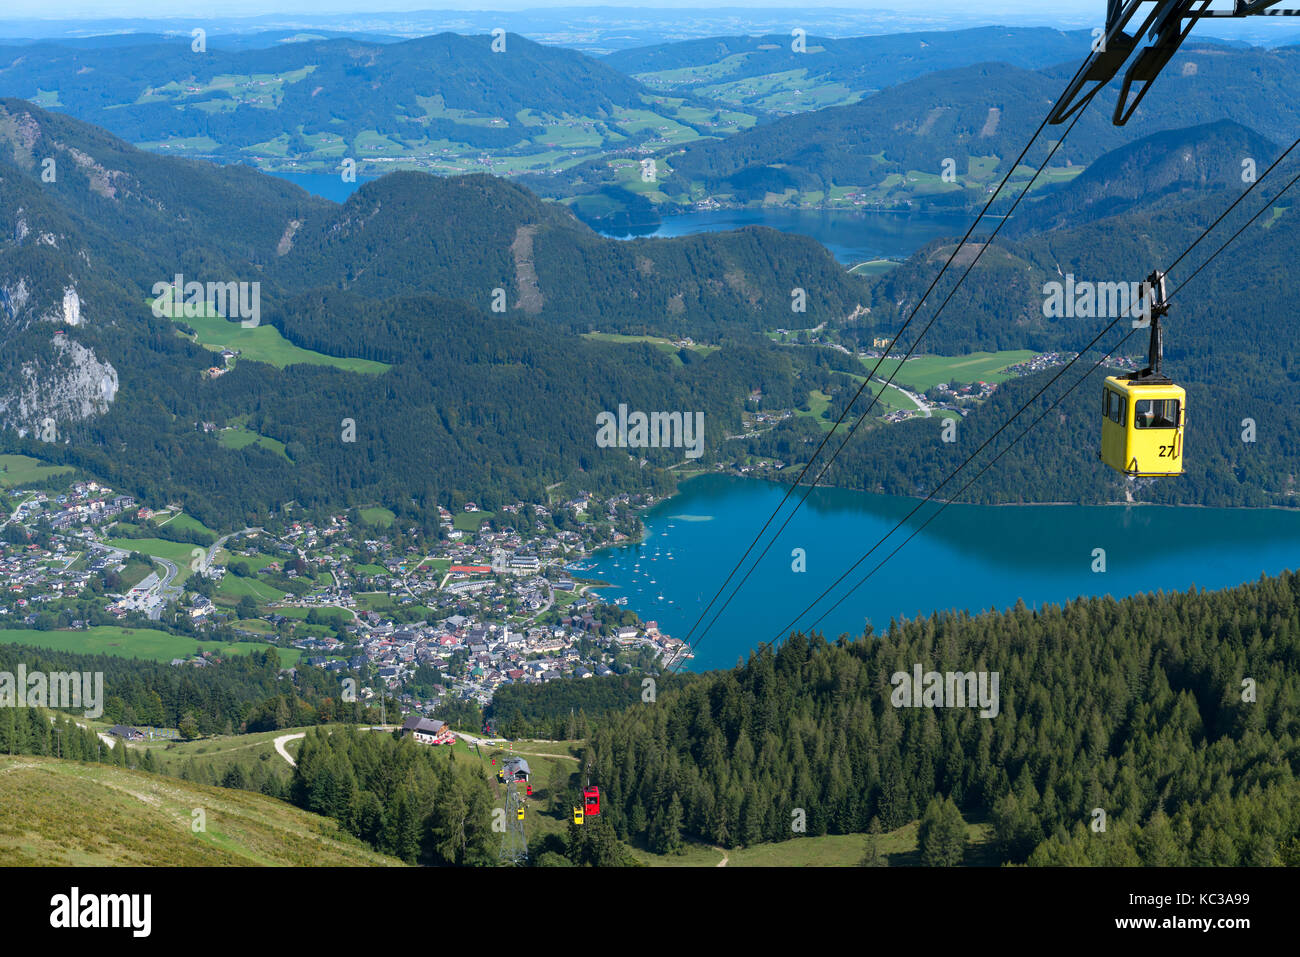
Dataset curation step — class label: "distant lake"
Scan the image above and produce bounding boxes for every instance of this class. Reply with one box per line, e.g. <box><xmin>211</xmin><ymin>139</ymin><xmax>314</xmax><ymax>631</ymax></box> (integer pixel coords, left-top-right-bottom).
<box><xmin>271</xmin><ymin>170</ymin><xmax>377</xmax><ymax>203</ymax></box>
<box><xmin>584</xmin><ymin>475</ymin><xmax>1300</xmax><ymax>672</ymax></box>
<box><xmin>273</xmin><ymin>169</ymin><xmax>969</xmax><ymax>264</ymax></box>
<box><xmin>599</xmin><ymin>207</ymin><xmax>975</xmax><ymax>264</ymax></box>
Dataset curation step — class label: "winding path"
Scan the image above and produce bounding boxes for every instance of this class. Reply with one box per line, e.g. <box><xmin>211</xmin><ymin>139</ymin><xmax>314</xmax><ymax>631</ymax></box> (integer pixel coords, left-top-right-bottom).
<box><xmin>274</xmin><ymin>732</ymin><xmax>305</xmax><ymax>767</ymax></box>
<box><xmin>273</xmin><ymin>725</ymin><xmax>396</xmax><ymax>767</ymax></box>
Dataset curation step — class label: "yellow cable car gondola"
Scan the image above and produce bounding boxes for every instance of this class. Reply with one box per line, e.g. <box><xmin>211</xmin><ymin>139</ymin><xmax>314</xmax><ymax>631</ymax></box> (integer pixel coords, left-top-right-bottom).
<box><xmin>517</xmin><ymin>805</ymin><xmax>525</xmax><ymax>821</ymax></box>
<box><xmin>1100</xmin><ymin>271</ymin><xmax>1185</xmax><ymax>477</ymax></box>
<box><xmin>573</xmin><ymin>805</ymin><xmax>584</xmax><ymax>826</ymax></box>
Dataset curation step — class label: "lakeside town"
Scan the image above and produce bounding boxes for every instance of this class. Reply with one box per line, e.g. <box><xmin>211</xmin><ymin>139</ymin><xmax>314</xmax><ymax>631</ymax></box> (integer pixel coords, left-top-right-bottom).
<box><xmin>0</xmin><ymin>472</ymin><xmax>692</xmax><ymax>724</ymax></box>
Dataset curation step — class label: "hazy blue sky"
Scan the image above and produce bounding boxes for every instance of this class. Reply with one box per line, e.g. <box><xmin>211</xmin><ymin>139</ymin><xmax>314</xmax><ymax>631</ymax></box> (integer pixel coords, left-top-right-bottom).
<box><xmin>1</xmin><ymin>1</ymin><xmax>1102</xmax><ymax>20</ymax></box>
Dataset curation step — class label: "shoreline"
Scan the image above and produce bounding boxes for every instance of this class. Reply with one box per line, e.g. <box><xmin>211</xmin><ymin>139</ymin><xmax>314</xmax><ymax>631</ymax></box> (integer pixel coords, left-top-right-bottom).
<box><xmin>680</xmin><ymin>470</ymin><xmax>1300</xmax><ymax>512</ymax></box>
<box><xmin>578</xmin><ymin>471</ymin><xmax>1300</xmax><ymax>575</ymax></box>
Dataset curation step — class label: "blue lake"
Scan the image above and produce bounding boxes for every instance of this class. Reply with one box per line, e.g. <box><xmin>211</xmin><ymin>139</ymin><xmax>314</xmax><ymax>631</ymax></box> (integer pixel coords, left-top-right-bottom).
<box><xmin>584</xmin><ymin>475</ymin><xmax>1300</xmax><ymax>671</ymax></box>
<box><xmin>599</xmin><ymin>207</ymin><xmax>975</xmax><ymax>264</ymax></box>
<box><xmin>270</xmin><ymin>170</ymin><xmax>378</xmax><ymax>203</ymax></box>
<box><xmin>272</xmin><ymin>170</ymin><xmax>970</xmax><ymax>264</ymax></box>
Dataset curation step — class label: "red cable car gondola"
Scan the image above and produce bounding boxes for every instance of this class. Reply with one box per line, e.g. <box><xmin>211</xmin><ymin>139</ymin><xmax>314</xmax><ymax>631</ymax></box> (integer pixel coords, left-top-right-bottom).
<box><xmin>583</xmin><ymin>786</ymin><xmax>601</xmax><ymax>816</ymax></box>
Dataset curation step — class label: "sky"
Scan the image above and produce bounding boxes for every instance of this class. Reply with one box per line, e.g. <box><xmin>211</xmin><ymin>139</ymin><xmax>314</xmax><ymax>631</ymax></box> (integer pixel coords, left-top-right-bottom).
<box><xmin>0</xmin><ymin>2</ymin><xmax>1103</xmax><ymax>21</ymax></box>
<box><xmin>0</xmin><ymin>2</ymin><xmax>1284</xmax><ymax>47</ymax></box>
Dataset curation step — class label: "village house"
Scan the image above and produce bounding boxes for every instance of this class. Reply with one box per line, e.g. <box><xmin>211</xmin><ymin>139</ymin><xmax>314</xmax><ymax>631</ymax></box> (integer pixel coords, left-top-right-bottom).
<box><xmin>400</xmin><ymin>715</ymin><xmax>452</xmax><ymax>745</ymax></box>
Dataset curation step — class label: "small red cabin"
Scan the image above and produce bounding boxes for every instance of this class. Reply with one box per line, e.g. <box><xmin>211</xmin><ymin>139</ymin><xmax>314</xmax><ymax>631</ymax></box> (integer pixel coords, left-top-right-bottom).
<box><xmin>583</xmin><ymin>786</ymin><xmax>601</xmax><ymax>816</ymax></box>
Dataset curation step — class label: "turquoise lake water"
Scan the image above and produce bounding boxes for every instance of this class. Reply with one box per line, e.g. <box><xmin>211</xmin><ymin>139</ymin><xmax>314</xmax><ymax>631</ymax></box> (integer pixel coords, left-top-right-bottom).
<box><xmin>269</xmin><ymin>170</ymin><xmax>378</xmax><ymax>203</ymax></box>
<box><xmin>583</xmin><ymin>475</ymin><xmax>1300</xmax><ymax>671</ymax></box>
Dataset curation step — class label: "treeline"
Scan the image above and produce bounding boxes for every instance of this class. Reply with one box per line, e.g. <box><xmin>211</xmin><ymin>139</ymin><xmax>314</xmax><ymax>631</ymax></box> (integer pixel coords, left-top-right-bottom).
<box><xmin>486</xmin><ymin>672</ymin><xmax>697</xmax><ymax>739</ymax></box>
<box><xmin>581</xmin><ymin>570</ymin><xmax>1300</xmax><ymax>864</ymax></box>
<box><xmin>0</xmin><ymin>642</ymin><xmax>378</xmax><ymax>734</ymax></box>
<box><xmin>173</xmin><ymin>747</ymin><xmax>292</xmax><ymax>801</ymax></box>
<box><xmin>288</xmin><ymin>726</ymin><xmax>496</xmax><ymax>865</ymax></box>
<box><xmin>0</xmin><ymin>706</ymin><xmax>150</xmax><ymax>768</ymax></box>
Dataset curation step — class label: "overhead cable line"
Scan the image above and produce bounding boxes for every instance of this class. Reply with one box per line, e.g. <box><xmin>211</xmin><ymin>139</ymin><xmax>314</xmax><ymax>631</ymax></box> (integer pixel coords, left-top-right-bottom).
<box><xmin>667</xmin><ymin>47</ymin><xmax>1109</xmax><ymax>666</ymax></box>
<box><xmin>758</xmin><ymin>137</ymin><xmax>1300</xmax><ymax>650</ymax></box>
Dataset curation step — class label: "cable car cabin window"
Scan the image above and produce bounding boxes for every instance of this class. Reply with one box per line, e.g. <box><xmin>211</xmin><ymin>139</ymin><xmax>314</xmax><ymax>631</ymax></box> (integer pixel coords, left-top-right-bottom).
<box><xmin>1133</xmin><ymin>398</ymin><xmax>1179</xmax><ymax>429</ymax></box>
<box><xmin>1103</xmin><ymin>390</ymin><xmax>1125</xmax><ymax>424</ymax></box>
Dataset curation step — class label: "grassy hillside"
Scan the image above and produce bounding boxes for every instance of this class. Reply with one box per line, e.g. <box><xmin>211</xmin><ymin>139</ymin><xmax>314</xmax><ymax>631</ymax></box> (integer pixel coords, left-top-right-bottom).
<box><xmin>132</xmin><ymin>726</ymin><xmax>305</xmax><ymax>778</ymax></box>
<box><xmin>172</xmin><ymin>311</ymin><xmax>390</xmax><ymax>373</ymax></box>
<box><xmin>871</xmin><ymin>351</ymin><xmax>1037</xmax><ymax>391</ymax></box>
<box><xmin>0</xmin><ymin>625</ymin><xmax>297</xmax><ymax>664</ymax></box>
<box><xmin>0</xmin><ymin>754</ymin><xmax>404</xmax><ymax>865</ymax></box>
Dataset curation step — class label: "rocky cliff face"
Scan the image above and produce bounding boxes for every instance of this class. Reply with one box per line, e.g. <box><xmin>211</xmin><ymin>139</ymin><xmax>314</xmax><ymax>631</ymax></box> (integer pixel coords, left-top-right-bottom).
<box><xmin>0</xmin><ymin>216</ymin><xmax>112</xmax><ymax>432</ymax></box>
<box><xmin>0</xmin><ymin>334</ymin><xmax>118</xmax><ymax>436</ymax></box>
<box><xmin>0</xmin><ymin>105</ymin><xmax>117</xmax><ymax>430</ymax></box>
<box><xmin>0</xmin><ymin>214</ymin><xmax>84</xmax><ymax>337</ymax></box>
<box><xmin>0</xmin><ymin>274</ymin><xmax>84</xmax><ymax>328</ymax></box>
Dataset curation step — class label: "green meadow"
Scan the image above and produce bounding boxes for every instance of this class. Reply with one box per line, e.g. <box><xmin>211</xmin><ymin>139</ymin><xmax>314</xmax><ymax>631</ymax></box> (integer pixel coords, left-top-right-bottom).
<box><xmin>631</xmin><ymin>818</ymin><xmax>995</xmax><ymax>867</ymax></box>
<box><xmin>218</xmin><ymin>427</ymin><xmax>291</xmax><ymax>460</ymax></box>
<box><xmin>453</xmin><ymin>510</ymin><xmax>494</xmax><ymax>532</ymax></box>
<box><xmin>0</xmin><ymin>625</ymin><xmax>296</xmax><ymax>664</ymax></box>
<box><xmin>358</xmin><ymin>506</ymin><xmax>396</xmax><ymax>527</ymax></box>
<box><xmin>0</xmin><ymin>454</ymin><xmax>72</xmax><ymax>488</ymax></box>
<box><xmin>216</xmin><ymin>574</ymin><xmax>287</xmax><ymax>606</ymax></box>
<box><xmin>868</xmin><ymin>351</ymin><xmax>1036</xmax><ymax>392</ymax></box>
<box><xmin>165</xmin><ymin>308</ymin><xmax>389</xmax><ymax>374</ymax></box>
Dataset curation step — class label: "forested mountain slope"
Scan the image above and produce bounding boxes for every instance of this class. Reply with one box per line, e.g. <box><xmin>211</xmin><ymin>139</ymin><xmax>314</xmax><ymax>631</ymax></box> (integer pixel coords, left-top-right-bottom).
<box><xmin>585</xmin><ymin>571</ymin><xmax>1300</xmax><ymax>865</ymax></box>
<box><xmin>275</xmin><ymin>171</ymin><xmax>865</xmax><ymax>336</ymax></box>
<box><xmin>0</xmin><ymin>97</ymin><xmax>327</xmax><ymax>332</ymax></box>
<box><xmin>0</xmin><ymin>101</ymin><xmax>860</xmax><ymax>526</ymax></box>
<box><xmin>861</xmin><ymin>121</ymin><xmax>1300</xmax><ymax>362</ymax></box>
<box><xmin>1007</xmin><ymin>120</ymin><xmax>1279</xmax><ymax>234</ymax></box>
